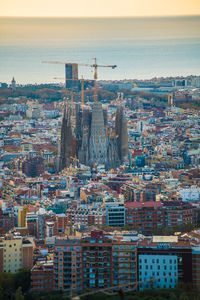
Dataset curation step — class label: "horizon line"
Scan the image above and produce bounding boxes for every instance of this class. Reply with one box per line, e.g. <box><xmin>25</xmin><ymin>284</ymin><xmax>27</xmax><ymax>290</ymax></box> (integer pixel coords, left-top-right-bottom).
<box><xmin>1</xmin><ymin>14</ymin><xmax>200</xmax><ymax>18</ymax></box>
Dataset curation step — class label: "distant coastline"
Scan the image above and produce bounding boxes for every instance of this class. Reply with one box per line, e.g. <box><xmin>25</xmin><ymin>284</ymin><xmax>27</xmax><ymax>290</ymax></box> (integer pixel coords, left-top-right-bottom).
<box><xmin>0</xmin><ymin>16</ymin><xmax>200</xmax><ymax>84</ymax></box>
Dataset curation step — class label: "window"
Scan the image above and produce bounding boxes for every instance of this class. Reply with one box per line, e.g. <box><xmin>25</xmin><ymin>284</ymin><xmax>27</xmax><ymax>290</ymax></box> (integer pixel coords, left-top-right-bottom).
<box><xmin>99</xmin><ymin>279</ymin><xmax>104</xmax><ymax>283</ymax></box>
<box><xmin>89</xmin><ymin>279</ymin><xmax>95</xmax><ymax>284</ymax></box>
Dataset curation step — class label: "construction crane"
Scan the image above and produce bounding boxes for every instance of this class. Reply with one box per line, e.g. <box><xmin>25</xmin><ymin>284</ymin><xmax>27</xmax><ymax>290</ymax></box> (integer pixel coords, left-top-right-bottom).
<box><xmin>79</xmin><ymin>58</ymin><xmax>117</xmax><ymax>102</ymax></box>
<box><xmin>43</xmin><ymin>58</ymin><xmax>117</xmax><ymax>102</ymax></box>
<box><xmin>54</xmin><ymin>76</ymin><xmax>87</xmax><ymax>106</ymax></box>
<box><xmin>70</xmin><ymin>156</ymin><xmax>79</xmax><ymax>168</ymax></box>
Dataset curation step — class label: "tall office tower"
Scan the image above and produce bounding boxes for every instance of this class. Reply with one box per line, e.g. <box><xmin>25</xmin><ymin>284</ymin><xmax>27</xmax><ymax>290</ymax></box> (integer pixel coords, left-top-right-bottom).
<box><xmin>65</xmin><ymin>63</ymin><xmax>78</xmax><ymax>90</ymax></box>
<box><xmin>89</xmin><ymin>102</ymin><xmax>107</xmax><ymax>166</ymax></box>
<box><xmin>59</xmin><ymin>102</ymin><xmax>73</xmax><ymax>171</ymax></box>
<box><xmin>115</xmin><ymin>105</ymin><xmax>128</xmax><ymax>163</ymax></box>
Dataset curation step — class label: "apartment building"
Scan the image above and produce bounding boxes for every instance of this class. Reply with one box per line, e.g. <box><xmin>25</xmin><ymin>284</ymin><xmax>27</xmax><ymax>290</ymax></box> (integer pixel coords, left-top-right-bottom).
<box><xmin>125</xmin><ymin>201</ymin><xmax>164</xmax><ymax>235</ymax></box>
<box><xmin>81</xmin><ymin>231</ymin><xmax>113</xmax><ymax>290</ymax></box>
<box><xmin>54</xmin><ymin>238</ymin><xmax>82</xmax><ymax>291</ymax></box>
<box><xmin>137</xmin><ymin>236</ymin><xmax>192</xmax><ymax>290</ymax></box>
<box><xmin>65</xmin><ymin>208</ymin><xmax>106</xmax><ymax>227</ymax></box>
<box><xmin>112</xmin><ymin>240</ymin><xmax>137</xmax><ymax>290</ymax></box>
<box><xmin>31</xmin><ymin>262</ymin><xmax>54</xmax><ymax>292</ymax></box>
<box><xmin>125</xmin><ymin>201</ymin><xmax>194</xmax><ymax>235</ymax></box>
<box><xmin>0</xmin><ymin>233</ymin><xmax>33</xmax><ymax>273</ymax></box>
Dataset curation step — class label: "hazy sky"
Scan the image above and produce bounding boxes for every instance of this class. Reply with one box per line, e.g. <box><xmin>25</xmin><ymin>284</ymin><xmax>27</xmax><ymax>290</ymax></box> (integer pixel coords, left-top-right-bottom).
<box><xmin>1</xmin><ymin>0</ymin><xmax>200</xmax><ymax>17</ymax></box>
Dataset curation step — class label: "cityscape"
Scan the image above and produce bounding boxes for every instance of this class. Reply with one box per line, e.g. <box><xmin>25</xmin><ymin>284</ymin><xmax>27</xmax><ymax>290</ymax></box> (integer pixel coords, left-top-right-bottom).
<box><xmin>0</xmin><ymin>1</ymin><xmax>200</xmax><ymax>300</ymax></box>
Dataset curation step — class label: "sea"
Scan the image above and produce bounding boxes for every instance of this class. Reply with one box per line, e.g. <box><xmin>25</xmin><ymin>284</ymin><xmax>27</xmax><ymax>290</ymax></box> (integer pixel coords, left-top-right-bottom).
<box><xmin>0</xmin><ymin>16</ymin><xmax>200</xmax><ymax>84</ymax></box>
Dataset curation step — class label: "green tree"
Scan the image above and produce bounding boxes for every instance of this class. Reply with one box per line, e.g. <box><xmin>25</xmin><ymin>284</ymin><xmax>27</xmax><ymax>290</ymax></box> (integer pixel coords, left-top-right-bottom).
<box><xmin>179</xmin><ymin>293</ymin><xmax>189</xmax><ymax>300</ymax></box>
<box><xmin>0</xmin><ymin>287</ymin><xmax>4</xmax><ymax>300</ymax></box>
<box><xmin>169</xmin><ymin>292</ymin><xmax>177</xmax><ymax>300</ymax></box>
<box><xmin>14</xmin><ymin>268</ymin><xmax>31</xmax><ymax>293</ymax></box>
<box><xmin>15</xmin><ymin>286</ymin><xmax>24</xmax><ymax>300</ymax></box>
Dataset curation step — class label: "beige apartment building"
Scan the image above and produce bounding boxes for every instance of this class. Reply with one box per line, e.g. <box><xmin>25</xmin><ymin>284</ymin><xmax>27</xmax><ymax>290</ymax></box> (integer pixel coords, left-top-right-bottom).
<box><xmin>0</xmin><ymin>233</ymin><xmax>33</xmax><ymax>273</ymax></box>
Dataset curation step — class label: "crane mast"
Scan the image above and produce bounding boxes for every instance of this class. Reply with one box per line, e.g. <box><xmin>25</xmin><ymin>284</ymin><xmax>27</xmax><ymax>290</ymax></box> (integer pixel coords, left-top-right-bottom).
<box><xmin>53</xmin><ymin>76</ymin><xmax>88</xmax><ymax>106</ymax></box>
<box><xmin>43</xmin><ymin>58</ymin><xmax>117</xmax><ymax>102</ymax></box>
<box><xmin>81</xmin><ymin>76</ymin><xmax>84</xmax><ymax>106</ymax></box>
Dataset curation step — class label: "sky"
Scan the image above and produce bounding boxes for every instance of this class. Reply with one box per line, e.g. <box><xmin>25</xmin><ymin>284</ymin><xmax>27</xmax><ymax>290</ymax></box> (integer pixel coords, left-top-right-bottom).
<box><xmin>0</xmin><ymin>0</ymin><xmax>200</xmax><ymax>17</ymax></box>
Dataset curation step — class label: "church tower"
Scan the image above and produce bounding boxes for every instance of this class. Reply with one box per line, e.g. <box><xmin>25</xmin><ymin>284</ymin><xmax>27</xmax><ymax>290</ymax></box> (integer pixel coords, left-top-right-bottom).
<box><xmin>59</xmin><ymin>101</ymin><xmax>73</xmax><ymax>171</ymax></box>
<box><xmin>89</xmin><ymin>102</ymin><xmax>107</xmax><ymax>166</ymax></box>
<box><xmin>115</xmin><ymin>105</ymin><xmax>128</xmax><ymax>163</ymax></box>
<box><xmin>11</xmin><ymin>77</ymin><xmax>16</xmax><ymax>90</ymax></box>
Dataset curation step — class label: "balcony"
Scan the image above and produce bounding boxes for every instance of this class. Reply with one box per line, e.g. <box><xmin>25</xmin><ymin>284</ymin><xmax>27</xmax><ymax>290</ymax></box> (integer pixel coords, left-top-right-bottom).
<box><xmin>63</xmin><ymin>271</ymin><xmax>72</xmax><ymax>274</ymax></box>
<box><xmin>63</xmin><ymin>259</ymin><xmax>71</xmax><ymax>263</ymax></box>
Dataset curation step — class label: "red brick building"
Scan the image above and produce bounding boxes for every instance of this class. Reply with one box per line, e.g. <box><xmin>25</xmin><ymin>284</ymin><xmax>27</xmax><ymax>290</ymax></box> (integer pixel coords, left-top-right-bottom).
<box><xmin>125</xmin><ymin>201</ymin><xmax>164</xmax><ymax>235</ymax></box>
<box><xmin>31</xmin><ymin>262</ymin><xmax>54</xmax><ymax>292</ymax></box>
<box><xmin>0</xmin><ymin>211</ymin><xmax>15</xmax><ymax>234</ymax></box>
<box><xmin>125</xmin><ymin>200</ymin><xmax>194</xmax><ymax>235</ymax></box>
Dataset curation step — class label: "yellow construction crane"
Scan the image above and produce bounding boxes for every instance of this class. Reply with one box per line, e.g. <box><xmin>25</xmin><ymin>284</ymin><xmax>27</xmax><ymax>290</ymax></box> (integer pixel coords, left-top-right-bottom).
<box><xmin>43</xmin><ymin>58</ymin><xmax>117</xmax><ymax>102</ymax></box>
<box><xmin>54</xmin><ymin>76</ymin><xmax>87</xmax><ymax>106</ymax></box>
<box><xmin>71</xmin><ymin>90</ymin><xmax>74</xmax><ymax>115</ymax></box>
<box><xmin>79</xmin><ymin>58</ymin><xmax>117</xmax><ymax>102</ymax></box>
<box><xmin>70</xmin><ymin>156</ymin><xmax>79</xmax><ymax>168</ymax></box>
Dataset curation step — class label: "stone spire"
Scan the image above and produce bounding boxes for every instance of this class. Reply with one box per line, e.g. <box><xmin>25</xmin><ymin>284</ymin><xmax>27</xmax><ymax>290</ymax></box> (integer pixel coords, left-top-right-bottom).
<box><xmin>115</xmin><ymin>105</ymin><xmax>128</xmax><ymax>163</ymax></box>
<box><xmin>59</xmin><ymin>100</ymin><xmax>73</xmax><ymax>171</ymax></box>
<box><xmin>106</xmin><ymin>133</ymin><xmax>120</xmax><ymax>170</ymax></box>
<box><xmin>89</xmin><ymin>102</ymin><xmax>107</xmax><ymax>166</ymax></box>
